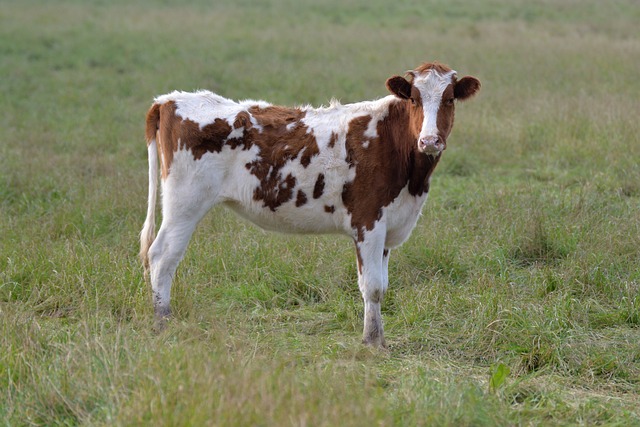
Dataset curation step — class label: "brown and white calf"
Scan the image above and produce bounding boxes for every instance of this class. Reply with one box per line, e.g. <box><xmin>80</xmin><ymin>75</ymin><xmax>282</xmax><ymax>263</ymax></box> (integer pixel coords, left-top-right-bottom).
<box><xmin>140</xmin><ymin>62</ymin><xmax>480</xmax><ymax>347</ymax></box>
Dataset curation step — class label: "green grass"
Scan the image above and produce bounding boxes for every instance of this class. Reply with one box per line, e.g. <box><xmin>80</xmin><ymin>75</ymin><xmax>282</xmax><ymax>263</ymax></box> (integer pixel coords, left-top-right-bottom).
<box><xmin>2</xmin><ymin>0</ymin><xmax>640</xmax><ymax>425</ymax></box>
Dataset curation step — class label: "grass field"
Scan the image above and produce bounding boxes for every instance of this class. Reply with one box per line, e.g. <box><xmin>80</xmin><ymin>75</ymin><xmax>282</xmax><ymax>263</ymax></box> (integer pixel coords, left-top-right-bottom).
<box><xmin>1</xmin><ymin>0</ymin><xmax>639</xmax><ymax>425</ymax></box>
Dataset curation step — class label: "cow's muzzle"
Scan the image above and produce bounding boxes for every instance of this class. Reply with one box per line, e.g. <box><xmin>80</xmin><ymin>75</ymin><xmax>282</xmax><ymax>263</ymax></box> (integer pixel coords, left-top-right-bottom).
<box><xmin>418</xmin><ymin>136</ymin><xmax>446</xmax><ymax>154</ymax></box>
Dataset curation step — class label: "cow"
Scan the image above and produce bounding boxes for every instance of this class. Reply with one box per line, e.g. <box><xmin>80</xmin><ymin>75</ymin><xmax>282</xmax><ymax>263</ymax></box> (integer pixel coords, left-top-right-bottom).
<box><xmin>140</xmin><ymin>62</ymin><xmax>480</xmax><ymax>347</ymax></box>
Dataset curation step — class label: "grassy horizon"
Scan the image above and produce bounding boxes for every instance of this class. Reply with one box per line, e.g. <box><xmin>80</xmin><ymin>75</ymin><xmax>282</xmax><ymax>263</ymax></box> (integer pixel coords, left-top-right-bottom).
<box><xmin>1</xmin><ymin>0</ymin><xmax>639</xmax><ymax>425</ymax></box>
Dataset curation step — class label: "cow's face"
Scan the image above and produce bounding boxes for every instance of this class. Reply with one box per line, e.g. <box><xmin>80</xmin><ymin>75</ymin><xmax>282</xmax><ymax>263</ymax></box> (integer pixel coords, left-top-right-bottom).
<box><xmin>386</xmin><ymin>63</ymin><xmax>480</xmax><ymax>155</ymax></box>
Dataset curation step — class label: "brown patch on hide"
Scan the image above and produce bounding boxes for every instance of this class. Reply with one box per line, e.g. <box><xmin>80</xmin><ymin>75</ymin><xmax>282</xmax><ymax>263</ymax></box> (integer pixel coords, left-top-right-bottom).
<box><xmin>435</xmin><ymin>83</ymin><xmax>456</xmax><ymax>150</ymax></box>
<box><xmin>313</xmin><ymin>174</ymin><xmax>325</xmax><ymax>199</ymax></box>
<box><xmin>295</xmin><ymin>190</ymin><xmax>308</xmax><ymax>207</ymax></box>
<box><xmin>251</xmin><ymin>172</ymin><xmax>297</xmax><ymax>212</ymax></box>
<box><xmin>145</xmin><ymin>103</ymin><xmax>160</xmax><ymax>146</ymax></box>
<box><xmin>409</xmin><ymin>86</ymin><xmax>425</xmax><ymax>140</ymax></box>
<box><xmin>355</xmin><ymin>243</ymin><xmax>363</xmax><ymax>275</ymax></box>
<box><xmin>180</xmin><ymin>117</ymin><xmax>233</xmax><ymax>160</ymax></box>
<box><xmin>243</xmin><ymin>105</ymin><xmax>321</xmax><ymax>211</ymax></box>
<box><xmin>153</xmin><ymin>101</ymin><xmax>239</xmax><ymax>178</ymax></box>
<box><xmin>227</xmin><ymin>111</ymin><xmax>254</xmax><ymax>150</ymax></box>
<box><xmin>328</xmin><ymin>131</ymin><xmax>339</xmax><ymax>148</ymax></box>
<box><xmin>247</xmin><ymin>105</ymin><xmax>305</xmax><ymax>127</ymax></box>
<box><xmin>300</xmin><ymin>143</ymin><xmax>319</xmax><ymax>168</ymax></box>
<box><xmin>144</xmin><ymin>102</ymin><xmax>171</xmax><ymax>180</ymax></box>
<box><xmin>155</xmin><ymin>101</ymin><xmax>178</xmax><ymax>179</ymax></box>
<box><xmin>324</xmin><ymin>205</ymin><xmax>335</xmax><ymax>213</ymax></box>
<box><xmin>233</xmin><ymin>111</ymin><xmax>252</xmax><ymax>129</ymax></box>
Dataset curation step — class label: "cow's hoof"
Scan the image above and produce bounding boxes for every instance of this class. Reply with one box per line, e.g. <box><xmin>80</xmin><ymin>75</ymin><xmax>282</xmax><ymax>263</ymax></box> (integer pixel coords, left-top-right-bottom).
<box><xmin>362</xmin><ymin>336</ymin><xmax>387</xmax><ymax>349</ymax></box>
<box><xmin>153</xmin><ymin>306</ymin><xmax>171</xmax><ymax>332</ymax></box>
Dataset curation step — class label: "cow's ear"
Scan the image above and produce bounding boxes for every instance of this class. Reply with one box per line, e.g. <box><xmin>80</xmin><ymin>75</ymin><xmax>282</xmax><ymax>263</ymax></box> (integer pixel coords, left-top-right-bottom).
<box><xmin>386</xmin><ymin>76</ymin><xmax>412</xmax><ymax>100</ymax></box>
<box><xmin>454</xmin><ymin>76</ymin><xmax>481</xmax><ymax>101</ymax></box>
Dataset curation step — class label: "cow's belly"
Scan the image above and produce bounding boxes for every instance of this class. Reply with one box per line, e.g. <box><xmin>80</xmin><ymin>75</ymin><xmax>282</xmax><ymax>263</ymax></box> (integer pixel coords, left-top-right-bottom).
<box><xmin>222</xmin><ymin>198</ymin><xmax>349</xmax><ymax>235</ymax></box>
<box><xmin>219</xmin><ymin>150</ymin><xmax>354</xmax><ymax>235</ymax></box>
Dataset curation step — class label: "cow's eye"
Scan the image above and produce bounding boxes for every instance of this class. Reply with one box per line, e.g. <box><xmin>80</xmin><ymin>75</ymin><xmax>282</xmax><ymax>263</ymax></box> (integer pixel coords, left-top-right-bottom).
<box><xmin>410</xmin><ymin>97</ymin><xmax>416</xmax><ymax>105</ymax></box>
<box><xmin>446</xmin><ymin>98</ymin><xmax>455</xmax><ymax>105</ymax></box>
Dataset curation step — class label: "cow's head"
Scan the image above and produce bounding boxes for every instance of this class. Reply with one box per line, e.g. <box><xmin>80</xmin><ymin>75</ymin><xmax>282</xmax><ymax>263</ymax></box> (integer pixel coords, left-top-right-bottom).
<box><xmin>386</xmin><ymin>62</ymin><xmax>480</xmax><ymax>155</ymax></box>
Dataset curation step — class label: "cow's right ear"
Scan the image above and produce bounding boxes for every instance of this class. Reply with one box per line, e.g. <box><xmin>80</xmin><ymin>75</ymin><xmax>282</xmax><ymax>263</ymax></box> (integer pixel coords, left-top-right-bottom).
<box><xmin>386</xmin><ymin>76</ymin><xmax>412</xmax><ymax>100</ymax></box>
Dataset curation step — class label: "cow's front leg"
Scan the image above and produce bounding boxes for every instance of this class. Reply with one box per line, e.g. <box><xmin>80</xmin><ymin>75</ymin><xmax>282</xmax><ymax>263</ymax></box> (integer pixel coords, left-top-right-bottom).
<box><xmin>354</xmin><ymin>229</ymin><xmax>388</xmax><ymax>348</ymax></box>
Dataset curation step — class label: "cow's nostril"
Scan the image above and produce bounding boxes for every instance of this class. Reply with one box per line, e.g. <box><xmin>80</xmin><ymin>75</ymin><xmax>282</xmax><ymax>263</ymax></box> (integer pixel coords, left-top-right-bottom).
<box><xmin>420</xmin><ymin>136</ymin><xmax>439</xmax><ymax>145</ymax></box>
<box><xmin>419</xmin><ymin>136</ymin><xmax>444</xmax><ymax>153</ymax></box>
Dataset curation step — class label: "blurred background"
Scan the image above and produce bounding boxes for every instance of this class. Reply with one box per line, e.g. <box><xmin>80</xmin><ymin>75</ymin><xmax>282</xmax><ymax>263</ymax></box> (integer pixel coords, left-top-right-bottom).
<box><xmin>1</xmin><ymin>1</ymin><xmax>639</xmax><ymax>425</ymax></box>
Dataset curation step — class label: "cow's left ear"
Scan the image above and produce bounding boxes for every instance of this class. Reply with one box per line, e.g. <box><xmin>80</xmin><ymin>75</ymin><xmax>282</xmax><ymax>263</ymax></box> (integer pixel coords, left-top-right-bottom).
<box><xmin>454</xmin><ymin>76</ymin><xmax>481</xmax><ymax>101</ymax></box>
<box><xmin>386</xmin><ymin>76</ymin><xmax>412</xmax><ymax>100</ymax></box>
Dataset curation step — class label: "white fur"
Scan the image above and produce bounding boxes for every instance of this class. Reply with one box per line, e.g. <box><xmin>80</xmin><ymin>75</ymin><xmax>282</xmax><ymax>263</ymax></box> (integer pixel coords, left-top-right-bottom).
<box><xmin>414</xmin><ymin>70</ymin><xmax>456</xmax><ymax>141</ymax></box>
<box><xmin>139</xmin><ymin>139</ymin><xmax>158</xmax><ymax>270</ymax></box>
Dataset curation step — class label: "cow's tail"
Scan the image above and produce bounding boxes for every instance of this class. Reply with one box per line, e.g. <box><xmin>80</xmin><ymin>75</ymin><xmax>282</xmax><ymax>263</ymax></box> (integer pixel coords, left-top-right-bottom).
<box><xmin>140</xmin><ymin>103</ymin><xmax>161</xmax><ymax>277</ymax></box>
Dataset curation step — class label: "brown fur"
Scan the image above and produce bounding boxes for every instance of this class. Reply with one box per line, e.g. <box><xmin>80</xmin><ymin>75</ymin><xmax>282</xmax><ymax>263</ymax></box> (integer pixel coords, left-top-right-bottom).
<box><xmin>386</xmin><ymin>76</ymin><xmax>412</xmax><ymax>99</ymax></box>
<box><xmin>454</xmin><ymin>76</ymin><xmax>482</xmax><ymax>101</ymax></box>
<box><xmin>414</xmin><ymin>61</ymin><xmax>453</xmax><ymax>75</ymax></box>
<box><xmin>145</xmin><ymin>103</ymin><xmax>160</xmax><ymax>145</ymax></box>
<box><xmin>313</xmin><ymin>174</ymin><xmax>325</xmax><ymax>199</ymax></box>
<box><xmin>436</xmin><ymin>83</ymin><xmax>456</xmax><ymax>149</ymax></box>
<box><xmin>233</xmin><ymin>111</ymin><xmax>252</xmax><ymax>129</ymax></box>
<box><xmin>157</xmin><ymin>102</ymin><xmax>178</xmax><ymax>179</ymax></box>
<box><xmin>243</xmin><ymin>107</ymin><xmax>320</xmax><ymax>211</ymax></box>
<box><xmin>295</xmin><ymin>190</ymin><xmax>308</xmax><ymax>207</ymax></box>
<box><xmin>247</xmin><ymin>105</ymin><xmax>305</xmax><ymax>127</ymax></box>
<box><xmin>355</xmin><ymin>243</ymin><xmax>363</xmax><ymax>275</ymax></box>
<box><xmin>154</xmin><ymin>101</ymin><xmax>237</xmax><ymax>178</ymax></box>
<box><xmin>328</xmin><ymin>131</ymin><xmax>339</xmax><ymax>148</ymax></box>
<box><xmin>182</xmin><ymin>117</ymin><xmax>233</xmax><ymax>160</ymax></box>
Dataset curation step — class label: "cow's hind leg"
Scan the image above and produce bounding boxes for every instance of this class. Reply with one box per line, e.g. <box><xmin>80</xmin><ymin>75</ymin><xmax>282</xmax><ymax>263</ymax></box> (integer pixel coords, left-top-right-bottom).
<box><xmin>355</xmin><ymin>229</ymin><xmax>388</xmax><ymax>348</ymax></box>
<box><xmin>148</xmin><ymin>196</ymin><xmax>213</xmax><ymax>327</ymax></box>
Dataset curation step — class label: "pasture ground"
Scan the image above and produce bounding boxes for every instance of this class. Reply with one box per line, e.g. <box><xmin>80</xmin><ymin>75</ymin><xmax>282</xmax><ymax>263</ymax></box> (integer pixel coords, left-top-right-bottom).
<box><xmin>1</xmin><ymin>0</ymin><xmax>639</xmax><ymax>425</ymax></box>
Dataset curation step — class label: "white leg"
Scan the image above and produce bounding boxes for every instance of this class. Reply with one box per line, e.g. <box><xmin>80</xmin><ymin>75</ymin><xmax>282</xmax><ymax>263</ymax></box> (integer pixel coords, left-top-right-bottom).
<box><xmin>354</xmin><ymin>228</ymin><xmax>388</xmax><ymax>348</ymax></box>
<box><xmin>148</xmin><ymin>185</ymin><xmax>215</xmax><ymax>325</ymax></box>
<box><xmin>148</xmin><ymin>218</ymin><xmax>199</xmax><ymax>322</ymax></box>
